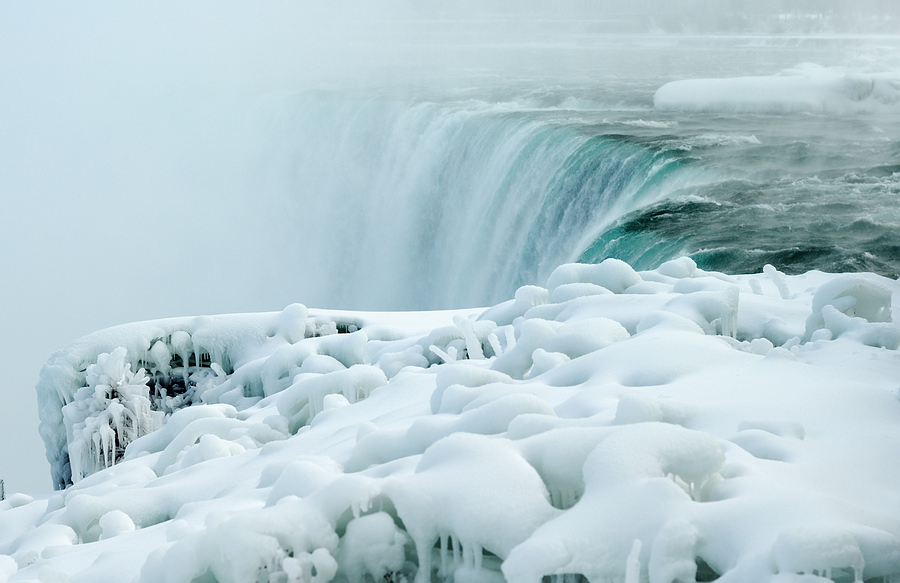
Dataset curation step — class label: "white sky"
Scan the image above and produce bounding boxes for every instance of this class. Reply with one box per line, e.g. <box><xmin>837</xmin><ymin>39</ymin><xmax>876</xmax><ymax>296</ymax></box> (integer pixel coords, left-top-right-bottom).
<box><xmin>0</xmin><ymin>3</ymin><xmax>325</xmax><ymax>494</ymax></box>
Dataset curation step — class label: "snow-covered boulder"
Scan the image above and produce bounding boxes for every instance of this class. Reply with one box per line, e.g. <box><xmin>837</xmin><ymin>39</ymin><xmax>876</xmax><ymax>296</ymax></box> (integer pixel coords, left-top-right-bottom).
<box><xmin>17</xmin><ymin>260</ymin><xmax>900</xmax><ymax>583</ymax></box>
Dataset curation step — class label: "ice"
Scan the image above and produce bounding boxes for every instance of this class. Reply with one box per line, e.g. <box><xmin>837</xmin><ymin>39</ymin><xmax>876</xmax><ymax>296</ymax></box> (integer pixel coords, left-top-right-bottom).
<box><xmin>528</xmin><ymin>349</ymin><xmax>571</xmax><ymax>378</ymax></box>
<box><xmin>10</xmin><ymin>261</ymin><xmax>900</xmax><ymax>583</ymax></box>
<box><xmin>655</xmin><ymin>257</ymin><xmax>698</xmax><ymax>280</ymax></box>
<box><xmin>549</xmin><ymin>282</ymin><xmax>612</xmax><ymax>304</ymax></box>
<box><xmin>613</xmin><ymin>393</ymin><xmax>688</xmax><ymax>427</ymax></box>
<box><xmin>0</xmin><ymin>556</ymin><xmax>15</xmax><ymax>583</ymax></box>
<box><xmin>728</xmin><ymin>429</ymin><xmax>798</xmax><ymax>462</ymax></box>
<box><xmin>664</xmin><ymin>285</ymin><xmax>739</xmax><ymax>338</ymax></box>
<box><xmin>430</xmin><ymin>366</ymin><xmax>514</xmax><ymax>415</ymax></box>
<box><xmin>543</xmin><ymin>318</ymin><xmax>629</xmax><ymax>359</ymax></box>
<box><xmin>98</xmin><ymin>509</ymin><xmax>135</xmax><ymax>540</ymax></box>
<box><xmin>479</xmin><ymin>285</ymin><xmax>550</xmax><ymax>327</ymax></box>
<box><xmin>265</xmin><ymin>458</ymin><xmax>343</xmax><ymax>506</ymax></box>
<box><xmin>737</xmin><ymin>419</ymin><xmax>805</xmax><ymax>440</ymax></box>
<box><xmin>583</xmin><ymin>422</ymin><xmax>724</xmax><ymax>499</ymax></box>
<box><xmin>773</xmin><ymin>528</ymin><xmax>864</xmax><ymax>582</ymax></box>
<box><xmin>655</xmin><ymin>64</ymin><xmax>900</xmax><ymax>114</ymax></box>
<box><xmin>337</xmin><ymin>512</ymin><xmax>409</xmax><ymax>583</ymax></box>
<box><xmin>143</xmin><ymin>497</ymin><xmax>341</xmax><ymax>583</ymax></box>
<box><xmin>386</xmin><ymin>433</ymin><xmax>557</xmax><ymax>583</ymax></box>
<box><xmin>276</xmin><ymin>365</ymin><xmax>388</xmax><ymax>433</ymax></box>
<box><xmin>0</xmin><ymin>494</ymin><xmax>33</xmax><ymax>512</ymax></box>
<box><xmin>546</xmin><ymin>259</ymin><xmax>642</xmax><ymax>295</ymax></box>
<box><xmin>648</xmin><ymin>520</ymin><xmax>699</xmax><ymax>583</ymax></box>
<box><xmin>125</xmin><ymin>403</ymin><xmax>237</xmax><ymax>460</ymax></box>
<box><xmin>491</xmin><ymin>318</ymin><xmax>559</xmax><ymax>379</ymax></box>
<box><xmin>624</xmin><ymin>540</ymin><xmax>642</xmax><ymax>583</ymax></box>
<box><xmin>764</xmin><ymin>264</ymin><xmax>794</xmax><ymax>300</ymax></box>
<box><xmin>62</xmin><ymin>348</ymin><xmax>163</xmax><ymax>483</ymax></box>
<box><xmin>804</xmin><ymin>274</ymin><xmax>898</xmax><ymax>348</ymax></box>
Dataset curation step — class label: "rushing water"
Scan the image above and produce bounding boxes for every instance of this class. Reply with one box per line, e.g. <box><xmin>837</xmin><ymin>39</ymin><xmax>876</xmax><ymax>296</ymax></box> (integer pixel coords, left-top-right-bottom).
<box><xmin>250</xmin><ymin>35</ymin><xmax>900</xmax><ymax>310</ymax></box>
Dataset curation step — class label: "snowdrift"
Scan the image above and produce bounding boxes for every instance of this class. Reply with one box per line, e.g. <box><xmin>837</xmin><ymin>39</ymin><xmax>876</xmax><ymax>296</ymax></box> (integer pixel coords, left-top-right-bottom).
<box><xmin>654</xmin><ymin>64</ymin><xmax>900</xmax><ymax>114</ymax></box>
<box><xmin>3</xmin><ymin>259</ymin><xmax>900</xmax><ymax>583</ymax></box>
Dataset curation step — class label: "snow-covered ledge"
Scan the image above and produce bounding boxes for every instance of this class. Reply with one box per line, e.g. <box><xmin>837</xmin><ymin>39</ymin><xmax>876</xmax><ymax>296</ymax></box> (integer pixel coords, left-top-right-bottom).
<box><xmin>25</xmin><ymin>259</ymin><xmax>900</xmax><ymax>583</ymax></box>
<box><xmin>35</xmin><ymin>306</ymin><xmax>370</xmax><ymax>489</ymax></box>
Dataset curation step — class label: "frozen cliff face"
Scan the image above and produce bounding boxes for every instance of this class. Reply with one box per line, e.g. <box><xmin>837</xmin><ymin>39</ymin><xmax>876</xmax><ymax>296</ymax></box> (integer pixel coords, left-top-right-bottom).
<box><xmin>35</xmin><ymin>303</ymin><xmax>365</xmax><ymax>488</ymax></box>
<box><xmin>17</xmin><ymin>260</ymin><xmax>900</xmax><ymax>583</ymax></box>
<box><xmin>62</xmin><ymin>347</ymin><xmax>162</xmax><ymax>482</ymax></box>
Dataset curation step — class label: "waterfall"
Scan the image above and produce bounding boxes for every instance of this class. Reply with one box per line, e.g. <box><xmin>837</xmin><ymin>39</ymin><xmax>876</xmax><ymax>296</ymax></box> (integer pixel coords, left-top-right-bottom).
<box><xmin>256</xmin><ymin>92</ymin><xmax>703</xmax><ymax>310</ymax></box>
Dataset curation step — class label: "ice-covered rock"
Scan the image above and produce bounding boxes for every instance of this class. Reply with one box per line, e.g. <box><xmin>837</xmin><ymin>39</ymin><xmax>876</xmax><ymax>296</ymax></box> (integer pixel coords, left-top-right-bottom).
<box><xmin>337</xmin><ymin>512</ymin><xmax>410</xmax><ymax>583</ymax></box>
<box><xmin>804</xmin><ymin>274</ymin><xmax>899</xmax><ymax>348</ymax></box>
<box><xmin>17</xmin><ymin>261</ymin><xmax>900</xmax><ymax>583</ymax></box>
<box><xmin>655</xmin><ymin>64</ymin><xmax>900</xmax><ymax>114</ymax></box>
<box><xmin>0</xmin><ymin>556</ymin><xmax>16</xmax><ymax>583</ymax></box>
<box><xmin>773</xmin><ymin>527</ymin><xmax>864</xmax><ymax>582</ymax></box>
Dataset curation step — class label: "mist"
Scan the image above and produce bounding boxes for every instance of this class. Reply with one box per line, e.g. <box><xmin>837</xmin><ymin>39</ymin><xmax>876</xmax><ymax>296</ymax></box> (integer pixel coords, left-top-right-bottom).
<box><xmin>0</xmin><ymin>2</ymin><xmax>362</xmax><ymax>493</ymax></box>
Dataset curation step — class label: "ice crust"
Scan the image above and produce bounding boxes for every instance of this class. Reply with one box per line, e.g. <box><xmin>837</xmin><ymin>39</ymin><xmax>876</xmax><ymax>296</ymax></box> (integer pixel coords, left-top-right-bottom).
<box><xmin>654</xmin><ymin>64</ymin><xmax>900</xmax><ymax>114</ymax></box>
<box><xmin>5</xmin><ymin>259</ymin><xmax>900</xmax><ymax>582</ymax></box>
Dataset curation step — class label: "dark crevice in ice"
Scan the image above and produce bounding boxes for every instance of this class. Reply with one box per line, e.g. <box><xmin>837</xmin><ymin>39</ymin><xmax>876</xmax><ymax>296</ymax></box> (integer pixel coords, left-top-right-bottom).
<box><xmin>695</xmin><ymin>557</ymin><xmax>721</xmax><ymax>582</ymax></box>
<box><xmin>542</xmin><ymin>575</ymin><xmax>589</xmax><ymax>583</ymax></box>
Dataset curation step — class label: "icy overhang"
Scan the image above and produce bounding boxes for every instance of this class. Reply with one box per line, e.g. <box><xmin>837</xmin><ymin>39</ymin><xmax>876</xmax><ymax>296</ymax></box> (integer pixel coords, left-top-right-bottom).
<box><xmin>35</xmin><ymin>305</ymin><xmax>373</xmax><ymax>489</ymax></box>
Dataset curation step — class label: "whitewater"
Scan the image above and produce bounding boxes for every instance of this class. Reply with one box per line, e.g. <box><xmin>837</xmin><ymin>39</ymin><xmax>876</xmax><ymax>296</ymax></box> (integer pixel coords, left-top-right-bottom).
<box><xmin>238</xmin><ymin>37</ymin><xmax>900</xmax><ymax>310</ymax></box>
<box><xmin>2</xmin><ymin>5</ymin><xmax>900</xmax><ymax>583</ymax></box>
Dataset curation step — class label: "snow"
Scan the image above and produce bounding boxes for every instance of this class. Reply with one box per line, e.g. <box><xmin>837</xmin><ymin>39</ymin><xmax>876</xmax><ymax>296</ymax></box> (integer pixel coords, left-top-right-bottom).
<box><xmin>654</xmin><ymin>64</ymin><xmax>900</xmax><ymax>114</ymax></box>
<box><xmin>337</xmin><ymin>511</ymin><xmax>409</xmax><ymax>583</ymax></box>
<box><xmin>4</xmin><ymin>259</ymin><xmax>900</xmax><ymax>582</ymax></box>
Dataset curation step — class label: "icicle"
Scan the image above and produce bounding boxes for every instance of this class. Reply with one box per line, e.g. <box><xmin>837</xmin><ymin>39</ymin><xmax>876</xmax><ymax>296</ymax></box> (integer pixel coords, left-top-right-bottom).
<box><xmin>413</xmin><ymin>536</ymin><xmax>433</xmax><ymax>583</ymax></box>
<box><xmin>191</xmin><ymin>339</ymin><xmax>201</xmax><ymax>375</ymax></box>
<box><xmin>504</xmin><ymin>327</ymin><xmax>516</xmax><ymax>350</ymax></box>
<box><xmin>91</xmin><ymin>430</ymin><xmax>102</xmax><ymax>472</ymax></box>
<box><xmin>487</xmin><ymin>332</ymin><xmax>502</xmax><ymax>357</ymax></box>
<box><xmin>562</xmin><ymin>488</ymin><xmax>575</xmax><ymax>509</ymax></box>
<box><xmin>764</xmin><ymin>264</ymin><xmax>792</xmax><ymax>299</ymax></box>
<box><xmin>454</xmin><ymin>315</ymin><xmax>484</xmax><ymax>360</ymax></box>
<box><xmin>440</xmin><ymin>534</ymin><xmax>449</xmax><ymax>576</ymax></box>
<box><xmin>429</xmin><ymin>344</ymin><xmax>454</xmax><ymax>364</ymax></box>
<box><xmin>102</xmin><ymin>423</ymin><xmax>116</xmax><ymax>469</ymax></box>
<box><xmin>625</xmin><ymin>539</ymin><xmax>642</xmax><ymax>583</ymax></box>
<box><xmin>463</xmin><ymin>541</ymin><xmax>473</xmax><ymax>568</ymax></box>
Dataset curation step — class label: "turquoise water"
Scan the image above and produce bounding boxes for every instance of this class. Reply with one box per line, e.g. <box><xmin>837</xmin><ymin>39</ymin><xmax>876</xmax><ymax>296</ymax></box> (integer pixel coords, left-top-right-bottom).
<box><xmin>256</xmin><ymin>35</ymin><xmax>900</xmax><ymax>309</ymax></box>
<box><xmin>578</xmin><ymin>114</ymin><xmax>900</xmax><ymax>278</ymax></box>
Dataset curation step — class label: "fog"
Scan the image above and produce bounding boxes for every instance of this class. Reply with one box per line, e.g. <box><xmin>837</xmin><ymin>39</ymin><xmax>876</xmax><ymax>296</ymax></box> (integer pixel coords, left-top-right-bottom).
<box><xmin>0</xmin><ymin>2</ymin><xmax>352</xmax><ymax>494</ymax></box>
<box><xmin>1</xmin><ymin>1</ymin><xmax>898</xmax><ymax>494</ymax></box>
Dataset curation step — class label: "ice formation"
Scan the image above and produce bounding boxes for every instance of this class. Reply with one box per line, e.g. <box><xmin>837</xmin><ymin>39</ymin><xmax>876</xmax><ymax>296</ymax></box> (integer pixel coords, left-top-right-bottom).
<box><xmin>3</xmin><ymin>259</ymin><xmax>899</xmax><ymax>583</ymax></box>
<box><xmin>61</xmin><ymin>348</ymin><xmax>164</xmax><ymax>483</ymax></box>
<box><xmin>654</xmin><ymin>64</ymin><xmax>900</xmax><ymax>114</ymax></box>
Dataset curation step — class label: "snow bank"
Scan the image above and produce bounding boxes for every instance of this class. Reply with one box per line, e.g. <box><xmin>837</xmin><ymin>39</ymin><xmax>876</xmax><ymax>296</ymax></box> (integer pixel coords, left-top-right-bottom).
<box><xmin>8</xmin><ymin>259</ymin><xmax>900</xmax><ymax>583</ymax></box>
<box><xmin>654</xmin><ymin>63</ymin><xmax>900</xmax><ymax>114</ymax></box>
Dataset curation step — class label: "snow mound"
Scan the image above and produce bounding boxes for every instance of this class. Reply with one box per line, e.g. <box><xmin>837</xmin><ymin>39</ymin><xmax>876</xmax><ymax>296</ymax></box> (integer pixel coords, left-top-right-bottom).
<box><xmin>654</xmin><ymin>63</ymin><xmax>900</xmax><ymax>114</ymax></box>
<box><xmin>7</xmin><ymin>259</ymin><xmax>900</xmax><ymax>583</ymax></box>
